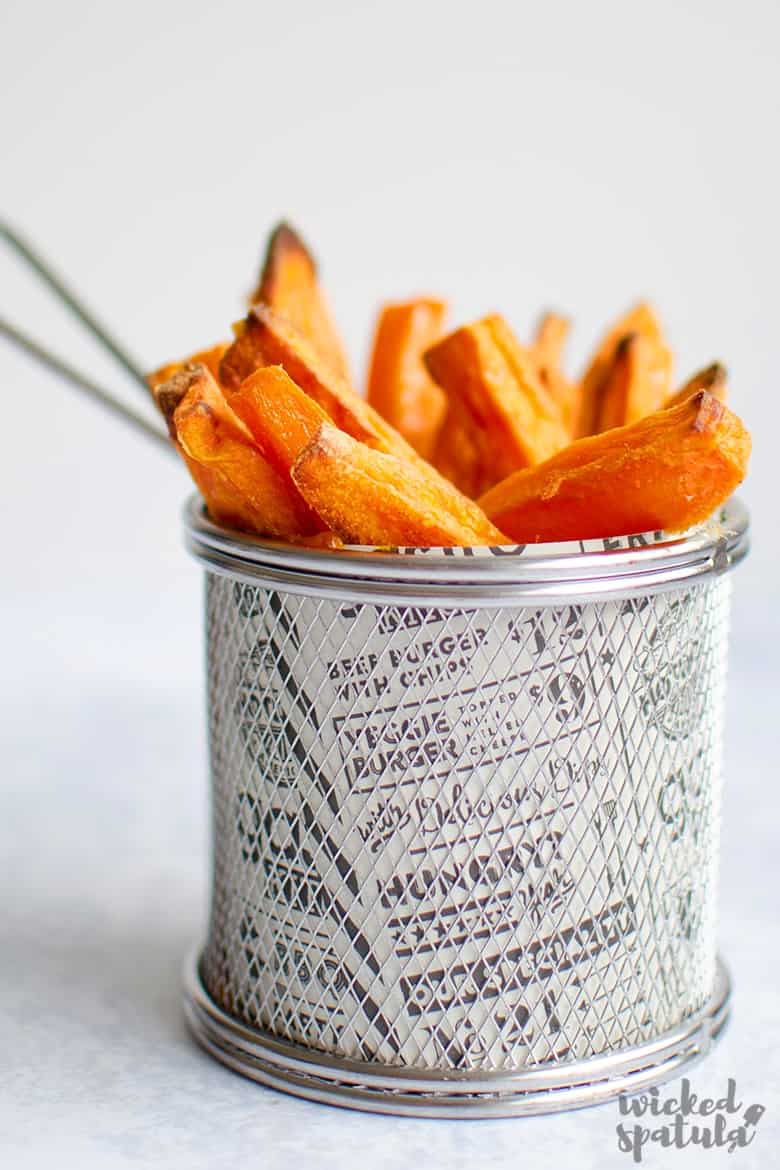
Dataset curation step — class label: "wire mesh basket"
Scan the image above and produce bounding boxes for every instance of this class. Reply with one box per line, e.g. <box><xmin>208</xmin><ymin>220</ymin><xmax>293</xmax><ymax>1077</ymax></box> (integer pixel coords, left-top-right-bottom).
<box><xmin>182</xmin><ymin>496</ymin><xmax>748</xmax><ymax>1117</ymax></box>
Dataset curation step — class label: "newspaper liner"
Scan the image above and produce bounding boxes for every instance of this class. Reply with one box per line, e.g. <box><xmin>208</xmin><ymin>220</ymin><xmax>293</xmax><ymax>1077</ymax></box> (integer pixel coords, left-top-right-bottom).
<box><xmin>200</xmin><ymin>519</ymin><xmax>732</xmax><ymax>1072</ymax></box>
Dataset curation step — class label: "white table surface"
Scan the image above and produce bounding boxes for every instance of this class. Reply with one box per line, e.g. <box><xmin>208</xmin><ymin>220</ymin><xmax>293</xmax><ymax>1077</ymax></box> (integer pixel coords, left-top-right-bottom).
<box><xmin>2</xmin><ymin>585</ymin><xmax>778</xmax><ymax>1170</ymax></box>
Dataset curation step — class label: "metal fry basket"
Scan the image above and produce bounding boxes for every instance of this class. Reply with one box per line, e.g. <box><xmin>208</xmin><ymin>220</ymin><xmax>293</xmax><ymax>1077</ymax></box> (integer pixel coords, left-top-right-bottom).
<box><xmin>182</xmin><ymin>496</ymin><xmax>749</xmax><ymax>1118</ymax></box>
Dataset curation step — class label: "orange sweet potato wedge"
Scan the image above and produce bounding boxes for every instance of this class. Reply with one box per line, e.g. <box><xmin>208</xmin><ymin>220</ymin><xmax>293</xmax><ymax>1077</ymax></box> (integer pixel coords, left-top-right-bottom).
<box><xmin>428</xmin><ymin>395</ymin><xmax>483</xmax><ymax>500</ymax></box>
<box><xmin>533</xmin><ymin>311</ymin><xmax>570</xmax><ymax>371</ymax></box>
<box><xmin>366</xmin><ymin>298</ymin><xmax>448</xmax><ymax>459</ymax></box>
<box><xmin>595</xmin><ymin>332</ymin><xmax>673</xmax><ymax>432</ymax></box>
<box><xmin>577</xmin><ymin>302</ymin><xmax>668</xmax><ymax>436</ymax></box>
<box><xmin>168</xmin><ymin>364</ymin><xmax>321</xmax><ymax>537</ymax></box>
<box><xmin>291</xmin><ymin>422</ymin><xmax>508</xmax><ymax>547</ymax></box>
<box><xmin>227</xmin><ymin>364</ymin><xmax>330</xmax><ymax>479</ymax></box>
<box><xmin>146</xmin><ymin>342</ymin><xmax>228</xmax><ymax>394</ymax></box>
<box><xmin>220</xmin><ymin>303</ymin><xmax>424</xmax><ymax>464</ymax></box>
<box><xmin>665</xmin><ymin>362</ymin><xmax>728</xmax><ymax>409</ymax></box>
<box><xmin>179</xmin><ymin>455</ymin><xmax>265</xmax><ymax>534</ymax></box>
<box><xmin>248</xmin><ymin>222</ymin><xmax>351</xmax><ymax>382</ymax></box>
<box><xmin>478</xmin><ymin>392</ymin><xmax>751</xmax><ymax>542</ymax></box>
<box><xmin>532</xmin><ymin>311</ymin><xmax>579</xmax><ymax>434</ymax></box>
<box><xmin>424</xmin><ymin>314</ymin><xmax>570</xmax><ymax>497</ymax></box>
<box><xmin>151</xmin><ymin>365</ymin><xmax>270</xmax><ymax>532</ymax></box>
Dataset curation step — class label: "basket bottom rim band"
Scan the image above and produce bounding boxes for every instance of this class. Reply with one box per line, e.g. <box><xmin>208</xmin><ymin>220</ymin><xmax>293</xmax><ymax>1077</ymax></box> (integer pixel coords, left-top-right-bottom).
<box><xmin>181</xmin><ymin>949</ymin><xmax>731</xmax><ymax>1119</ymax></box>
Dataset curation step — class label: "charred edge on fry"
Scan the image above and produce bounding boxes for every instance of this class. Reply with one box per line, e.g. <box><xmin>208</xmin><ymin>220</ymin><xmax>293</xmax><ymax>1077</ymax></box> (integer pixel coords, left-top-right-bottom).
<box><xmin>263</xmin><ymin>222</ymin><xmax>317</xmax><ymax>279</ymax></box>
<box><xmin>153</xmin><ymin>364</ymin><xmax>207</xmax><ymax>427</ymax></box>
<box><xmin>615</xmin><ymin>331</ymin><xmax>639</xmax><ymax>359</ymax></box>
<box><xmin>700</xmin><ymin>362</ymin><xmax>728</xmax><ymax>390</ymax></box>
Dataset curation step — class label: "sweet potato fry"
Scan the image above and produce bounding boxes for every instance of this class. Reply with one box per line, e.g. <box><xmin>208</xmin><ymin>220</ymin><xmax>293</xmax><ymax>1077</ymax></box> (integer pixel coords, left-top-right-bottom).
<box><xmin>577</xmin><ymin>302</ymin><xmax>667</xmax><ymax>436</ymax></box>
<box><xmin>532</xmin><ymin>311</ymin><xmax>579</xmax><ymax>434</ymax></box>
<box><xmin>180</xmin><ymin>457</ymin><xmax>265</xmax><ymax>533</ymax></box>
<box><xmin>665</xmin><ymin>362</ymin><xmax>728</xmax><ymax>409</ymax></box>
<box><xmin>151</xmin><ymin>373</ymin><xmax>191</xmax><ymax>433</ymax></box>
<box><xmin>595</xmin><ymin>332</ymin><xmax>673</xmax><ymax>432</ymax></box>
<box><xmin>248</xmin><ymin>222</ymin><xmax>351</xmax><ymax>382</ymax></box>
<box><xmin>428</xmin><ymin>396</ymin><xmax>483</xmax><ymax>500</ymax></box>
<box><xmin>478</xmin><ymin>392</ymin><xmax>751</xmax><ymax>542</ymax></box>
<box><xmin>291</xmin><ymin>422</ymin><xmax>508</xmax><ymax>547</ymax></box>
<box><xmin>533</xmin><ymin>312</ymin><xmax>570</xmax><ymax>371</ymax></box>
<box><xmin>227</xmin><ymin>365</ymin><xmax>330</xmax><ymax>479</ymax></box>
<box><xmin>424</xmin><ymin>314</ymin><xmax>570</xmax><ymax>497</ymax></box>
<box><xmin>366</xmin><ymin>298</ymin><xmax>448</xmax><ymax>458</ymax></box>
<box><xmin>168</xmin><ymin>438</ymin><xmax>264</xmax><ymax>532</ymax></box>
<box><xmin>220</xmin><ymin>303</ymin><xmax>423</xmax><ymax>463</ymax></box>
<box><xmin>168</xmin><ymin>364</ymin><xmax>321</xmax><ymax>537</ymax></box>
<box><xmin>150</xmin><ymin>365</ymin><xmax>267</xmax><ymax>532</ymax></box>
<box><xmin>146</xmin><ymin>342</ymin><xmax>228</xmax><ymax>394</ymax></box>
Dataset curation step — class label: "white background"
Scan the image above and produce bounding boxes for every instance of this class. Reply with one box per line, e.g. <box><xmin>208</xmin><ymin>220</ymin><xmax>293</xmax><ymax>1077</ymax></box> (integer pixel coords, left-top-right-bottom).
<box><xmin>1</xmin><ymin>2</ymin><xmax>778</xmax><ymax>1167</ymax></box>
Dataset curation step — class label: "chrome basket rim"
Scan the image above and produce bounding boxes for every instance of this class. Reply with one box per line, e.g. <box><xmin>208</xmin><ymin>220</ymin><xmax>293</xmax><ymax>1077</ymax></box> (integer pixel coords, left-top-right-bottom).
<box><xmin>184</xmin><ymin>495</ymin><xmax>749</xmax><ymax>606</ymax></box>
<box><xmin>183</xmin><ymin>950</ymin><xmax>731</xmax><ymax>1118</ymax></box>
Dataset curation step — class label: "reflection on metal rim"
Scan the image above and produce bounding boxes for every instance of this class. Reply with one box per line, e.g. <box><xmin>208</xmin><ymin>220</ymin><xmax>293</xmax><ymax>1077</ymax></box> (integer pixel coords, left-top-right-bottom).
<box><xmin>182</xmin><ymin>950</ymin><xmax>731</xmax><ymax>1119</ymax></box>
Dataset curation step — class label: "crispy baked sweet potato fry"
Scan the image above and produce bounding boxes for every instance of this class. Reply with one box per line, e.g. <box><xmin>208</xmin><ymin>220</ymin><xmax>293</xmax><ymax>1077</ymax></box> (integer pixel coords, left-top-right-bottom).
<box><xmin>366</xmin><ymin>298</ymin><xmax>448</xmax><ymax>458</ymax></box>
<box><xmin>533</xmin><ymin>312</ymin><xmax>570</xmax><ymax>371</ymax></box>
<box><xmin>150</xmin><ymin>365</ymin><xmax>270</xmax><ymax>532</ymax></box>
<box><xmin>665</xmin><ymin>362</ymin><xmax>728</xmax><ymax>409</ymax></box>
<box><xmin>424</xmin><ymin>314</ymin><xmax>570</xmax><ymax>497</ymax></box>
<box><xmin>291</xmin><ymin>422</ymin><xmax>508</xmax><ymax>547</ymax></box>
<box><xmin>178</xmin><ymin>457</ymin><xmax>264</xmax><ymax>533</ymax></box>
<box><xmin>166</xmin><ymin>434</ymin><xmax>264</xmax><ymax>532</ymax></box>
<box><xmin>532</xmin><ymin>311</ymin><xmax>579</xmax><ymax>434</ymax></box>
<box><xmin>478</xmin><ymin>392</ymin><xmax>750</xmax><ymax>542</ymax></box>
<box><xmin>428</xmin><ymin>396</ymin><xmax>483</xmax><ymax>500</ymax></box>
<box><xmin>248</xmin><ymin>222</ymin><xmax>351</xmax><ymax>381</ymax></box>
<box><xmin>177</xmin><ymin>405</ymin><xmax>314</xmax><ymax>536</ymax></box>
<box><xmin>577</xmin><ymin>302</ymin><xmax>668</xmax><ymax>437</ymax></box>
<box><xmin>147</xmin><ymin>342</ymin><xmax>228</xmax><ymax>394</ymax></box>
<box><xmin>220</xmin><ymin>303</ymin><xmax>424</xmax><ymax>463</ymax></box>
<box><xmin>595</xmin><ymin>331</ymin><xmax>673</xmax><ymax>432</ymax></box>
<box><xmin>168</xmin><ymin>364</ymin><xmax>321</xmax><ymax>537</ymax></box>
<box><xmin>227</xmin><ymin>364</ymin><xmax>330</xmax><ymax>478</ymax></box>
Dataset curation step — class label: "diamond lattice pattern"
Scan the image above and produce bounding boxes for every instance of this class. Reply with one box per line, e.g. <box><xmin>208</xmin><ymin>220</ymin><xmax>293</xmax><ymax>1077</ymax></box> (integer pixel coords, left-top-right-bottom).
<box><xmin>201</xmin><ymin>574</ymin><xmax>731</xmax><ymax>1071</ymax></box>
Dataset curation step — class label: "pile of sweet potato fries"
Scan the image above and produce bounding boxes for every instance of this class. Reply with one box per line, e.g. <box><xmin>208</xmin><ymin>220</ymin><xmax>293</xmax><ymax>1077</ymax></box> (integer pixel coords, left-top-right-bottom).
<box><xmin>149</xmin><ymin>223</ymin><xmax>751</xmax><ymax>547</ymax></box>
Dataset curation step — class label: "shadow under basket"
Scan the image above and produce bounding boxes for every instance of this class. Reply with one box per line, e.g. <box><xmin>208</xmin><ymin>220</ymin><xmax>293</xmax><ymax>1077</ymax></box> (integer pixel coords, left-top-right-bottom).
<box><xmin>182</xmin><ymin>496</ymin><xmax>749</xmax><ymax>1118</ymax></box>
